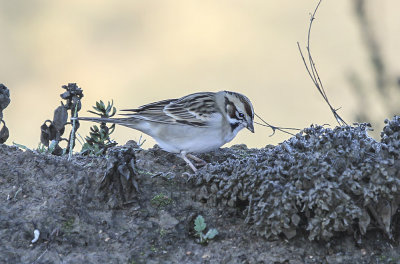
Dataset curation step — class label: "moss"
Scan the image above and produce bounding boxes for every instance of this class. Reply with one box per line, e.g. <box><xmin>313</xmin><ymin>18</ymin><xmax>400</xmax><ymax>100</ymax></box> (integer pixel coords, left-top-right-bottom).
<box><xmin>151</xmin><ymin>194</ymin><xmax>173</xmax><ymax>208</ymax></box>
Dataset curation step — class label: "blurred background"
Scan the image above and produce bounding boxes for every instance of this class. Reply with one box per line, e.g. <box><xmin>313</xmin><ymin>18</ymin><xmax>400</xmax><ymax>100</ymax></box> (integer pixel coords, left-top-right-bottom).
<box><xmin>1</xmin><ymin>0</ymin><xmax>399</xmax><ymax>150</ymax></box>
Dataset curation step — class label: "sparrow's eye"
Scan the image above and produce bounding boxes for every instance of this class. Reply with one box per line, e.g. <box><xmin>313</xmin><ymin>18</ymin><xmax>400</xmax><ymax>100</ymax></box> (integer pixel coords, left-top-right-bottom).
<box><xmin>238</xmin><ymin>112</ymin><xmax>244</xmax><ymax>118</ymax></box>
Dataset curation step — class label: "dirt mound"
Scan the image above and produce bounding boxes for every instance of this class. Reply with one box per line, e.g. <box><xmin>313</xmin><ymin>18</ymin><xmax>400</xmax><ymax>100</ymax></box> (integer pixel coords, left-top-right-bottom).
<box><xmin>1</xmin><ymin>120</ymin><xmax>400</xmax><ymax>263</ymax></box>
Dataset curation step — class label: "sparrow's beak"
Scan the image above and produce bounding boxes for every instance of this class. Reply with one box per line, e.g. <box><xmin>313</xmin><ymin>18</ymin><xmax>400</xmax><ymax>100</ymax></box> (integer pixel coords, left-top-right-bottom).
<box><xmin>247</xmin><ymin>122</ymin><xmax>254</xmax><ymax>133</ymax></box>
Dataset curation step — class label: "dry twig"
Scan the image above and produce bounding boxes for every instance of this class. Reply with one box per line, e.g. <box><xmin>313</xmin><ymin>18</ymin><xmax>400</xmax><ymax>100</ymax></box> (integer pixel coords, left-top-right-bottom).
<box><xmin>297</xmin><ymin>0</ymin><xmax>347</xmax><ymax>126</ymax></box>
<box><xmin>254</xmin><ymin>113</ymin><xmax>300</xmax><ymax>137</ymax></box>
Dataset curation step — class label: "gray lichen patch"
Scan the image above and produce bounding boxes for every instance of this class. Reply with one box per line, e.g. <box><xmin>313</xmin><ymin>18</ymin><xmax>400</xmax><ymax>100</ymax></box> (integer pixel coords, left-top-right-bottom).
<box><xmin>194</xmin><ymin>118</ymin><xmax>400</xmax><ymax>241</ymax></box>
<box><xmin>381</xmin><ymin>116</ymin><xmax>400</xmax><ymax>158</ymax></box>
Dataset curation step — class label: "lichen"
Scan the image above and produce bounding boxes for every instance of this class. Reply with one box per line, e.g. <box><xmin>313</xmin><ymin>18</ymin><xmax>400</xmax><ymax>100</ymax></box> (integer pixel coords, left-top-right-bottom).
<box><xmin>194</xmin><ymin>118</ymin><xmax>400</xmax><ymax>241</ymax></box>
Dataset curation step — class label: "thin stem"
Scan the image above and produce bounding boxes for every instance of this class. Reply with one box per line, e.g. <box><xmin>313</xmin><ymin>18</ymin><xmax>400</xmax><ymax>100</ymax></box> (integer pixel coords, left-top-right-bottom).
<box><xmin>254</xmin><ymin>113</ymin><xmax>300</xmax><ymax>137</ymax></box>
<box><xmin>297</xmin><ymin>0</ymin><xmax>347</xmax><ymax>126</ymax></box>
<box><xmin>68</xmin><ymin>103</ymin><xmax>78</xmax><ymax>160</ymax></box>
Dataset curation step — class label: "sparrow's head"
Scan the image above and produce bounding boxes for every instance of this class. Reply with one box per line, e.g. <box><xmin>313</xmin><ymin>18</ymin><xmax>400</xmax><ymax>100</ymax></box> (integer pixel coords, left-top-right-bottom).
<box><xmin>218</xmin><ymin>91</ymin><xmax>254</xmax><ymax>134</ymax></box>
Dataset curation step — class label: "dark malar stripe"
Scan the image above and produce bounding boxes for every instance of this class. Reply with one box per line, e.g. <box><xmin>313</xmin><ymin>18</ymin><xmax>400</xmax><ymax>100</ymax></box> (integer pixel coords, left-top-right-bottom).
<box><xmin>230</xmin><ymin>122</ymin><xmax>240</xmax><ymax>132</ymax></box>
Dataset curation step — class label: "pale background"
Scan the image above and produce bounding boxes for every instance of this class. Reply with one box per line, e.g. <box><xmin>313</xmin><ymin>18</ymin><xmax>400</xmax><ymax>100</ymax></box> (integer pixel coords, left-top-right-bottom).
<box><xmin>1</xmin><ymin>0</ymin><xmax>399</xmax><ymax>150</ymax></box>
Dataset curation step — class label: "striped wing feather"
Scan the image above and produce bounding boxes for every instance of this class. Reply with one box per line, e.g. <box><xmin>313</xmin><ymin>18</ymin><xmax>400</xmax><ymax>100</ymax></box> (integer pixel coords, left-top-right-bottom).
<box><xmin>119</xmin><ymin>92</ymin><xmax>217</xmax><ymax>127</ymax></box>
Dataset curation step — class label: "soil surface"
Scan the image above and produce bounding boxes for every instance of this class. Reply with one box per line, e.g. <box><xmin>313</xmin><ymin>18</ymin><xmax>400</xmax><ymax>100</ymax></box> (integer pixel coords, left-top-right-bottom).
<box><xmin>1</xmin><ymin>142</ymin><xmax>399</xmax><ymax>264</ymax></box>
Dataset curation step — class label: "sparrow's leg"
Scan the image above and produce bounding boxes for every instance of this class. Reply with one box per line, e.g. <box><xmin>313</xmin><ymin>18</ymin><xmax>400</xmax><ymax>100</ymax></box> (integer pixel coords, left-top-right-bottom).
<box><xmin>187</xmin><ymin>153</ymin><xmax>207</xmax><ymax>166</ymax></box>
<box><xmin>180</xmin><ymin>151</ymin><xmax>197</xmax><ymax>172</ymax></box>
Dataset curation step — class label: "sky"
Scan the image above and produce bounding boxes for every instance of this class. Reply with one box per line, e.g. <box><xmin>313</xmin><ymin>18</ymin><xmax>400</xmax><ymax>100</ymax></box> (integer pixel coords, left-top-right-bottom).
<box><xmin>1</xmin><ymin>0</ymin><xmax>399</xmax><ymax>150</ymax></box>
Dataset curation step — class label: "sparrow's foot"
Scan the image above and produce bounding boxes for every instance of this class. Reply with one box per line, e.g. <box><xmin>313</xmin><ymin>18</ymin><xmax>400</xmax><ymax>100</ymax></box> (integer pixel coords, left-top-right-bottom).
<box><xmin>187</xmin><ymin>153</ymin><xmax>207</xmax><ymax>166</ymax></box>
<box><xmin>180</xmin><ymin>151</ymin><xmax>197</xmax><ymax>172</ymax></box>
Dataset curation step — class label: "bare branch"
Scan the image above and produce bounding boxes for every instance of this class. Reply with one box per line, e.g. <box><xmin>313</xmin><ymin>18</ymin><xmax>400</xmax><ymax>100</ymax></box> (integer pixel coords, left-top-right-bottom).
<box><xmin>297</xmin><ymin>0</ymin><xmax>347</xmax><ymax>126</ymax></box>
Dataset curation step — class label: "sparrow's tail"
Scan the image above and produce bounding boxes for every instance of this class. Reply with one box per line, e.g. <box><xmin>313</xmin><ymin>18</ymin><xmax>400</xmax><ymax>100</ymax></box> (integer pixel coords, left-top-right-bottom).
<box><xmin>71</xmin><ymin>116</ymin><xmax>140</xmax><ymax>130</ymax></box>
<box><xmin>71</xmin><ymin>116</ymin><xmax>120</xmax><ymax>124</ymax></box>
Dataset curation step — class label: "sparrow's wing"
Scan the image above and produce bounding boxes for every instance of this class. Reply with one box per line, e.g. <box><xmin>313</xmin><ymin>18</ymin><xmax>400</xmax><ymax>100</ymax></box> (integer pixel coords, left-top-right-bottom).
<box><xmin>120</xmin><ymin>92</ymin><xmax>218</xmax><ymax>127</ymax></box>
<box><xmin>163</xmin><ymin>92</ymin><xmax>218</xmax><ymax>127</ymax></box>
<box><xmin>119</xmin><ymin>99</ymin><xmax>176</xmax><ymax>124</ymax></box>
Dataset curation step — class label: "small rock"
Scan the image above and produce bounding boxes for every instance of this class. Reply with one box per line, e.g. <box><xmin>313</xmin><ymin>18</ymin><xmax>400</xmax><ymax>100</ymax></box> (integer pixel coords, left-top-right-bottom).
<box><xmin>202</xmin><ymin>253</ymin><xmax>210</xmax><ymax>260</ymax></box>
<box><xmin>158</xmin><ymin>210</ymin><xmax>179</xmax><ymax>230</ymax></box>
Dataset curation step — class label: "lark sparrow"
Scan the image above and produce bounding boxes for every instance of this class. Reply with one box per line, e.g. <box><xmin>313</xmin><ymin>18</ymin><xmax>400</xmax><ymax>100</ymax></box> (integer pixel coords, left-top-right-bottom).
<box><xmin>75</xmin><ymin>91</ymin><xmax>254</xmax><ymax>172</ymax></box>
